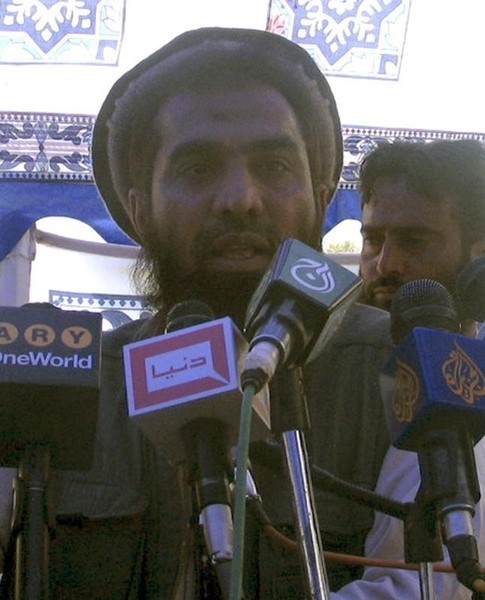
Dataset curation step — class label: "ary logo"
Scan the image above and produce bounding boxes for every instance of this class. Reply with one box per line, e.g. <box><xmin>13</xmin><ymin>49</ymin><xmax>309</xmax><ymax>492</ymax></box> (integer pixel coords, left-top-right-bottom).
<box><xmin>290</xmin><ymin>258</ymin><xmax>335</xmax><ymax>292</ymax></box>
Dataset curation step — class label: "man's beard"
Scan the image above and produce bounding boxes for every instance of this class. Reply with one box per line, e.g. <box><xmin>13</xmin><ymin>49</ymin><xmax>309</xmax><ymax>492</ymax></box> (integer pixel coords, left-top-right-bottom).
<box><xmin>133</xmin><ymin>214</ymin><xmax>323</xmax><ymax>329</ymax></box>
<box><xmin>133</xmin><ymin>231</ymin><xmax>272</xmax><ymax>330</ymax></box>
<box><xmin>361</xmin><ymin>273</ymin><xmax>404</xmax><ymax>311</ymax></box>
<box><xmin>361</xmin><ymin>257</ymin><xmax>470</xmax><ymax>312</ymax></box>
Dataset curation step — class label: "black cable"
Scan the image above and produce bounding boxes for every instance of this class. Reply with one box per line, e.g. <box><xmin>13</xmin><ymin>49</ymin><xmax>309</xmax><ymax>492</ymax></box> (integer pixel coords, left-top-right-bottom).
<box><xmin>250</xmin><ymin>440</ymin><xmax>409</xmax><ymax>521</ymax></box>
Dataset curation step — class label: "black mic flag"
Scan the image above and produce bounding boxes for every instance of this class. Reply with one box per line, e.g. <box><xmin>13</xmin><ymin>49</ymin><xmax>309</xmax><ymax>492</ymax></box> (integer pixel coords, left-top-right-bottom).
<box><xmin>0</xmin><ymin>304</ymin><xmax>102</xmax><ymax>470</ymax></box>
<box><xmin>243</xmin><ymin>238</ymin><xmax>362</xmax><ymax>390</ymax></box>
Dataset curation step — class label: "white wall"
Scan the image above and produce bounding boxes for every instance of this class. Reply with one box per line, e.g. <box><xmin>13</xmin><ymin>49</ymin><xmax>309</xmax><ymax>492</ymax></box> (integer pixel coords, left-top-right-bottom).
<box><xmin>29</xmin><ymin>223</ymin><xmax>138</xmax><ymax>303</ymax></box>
<box><xmin>0</xmin><ymin>0</ymin><xmax>268</xmax><ymax>116</ymax></box>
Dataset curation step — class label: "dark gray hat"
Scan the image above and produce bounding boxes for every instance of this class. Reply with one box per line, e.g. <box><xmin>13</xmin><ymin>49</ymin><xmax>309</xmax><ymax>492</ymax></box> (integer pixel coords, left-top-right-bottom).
<box><xmin>92</xmin><ymin>27</ymin><xmax>343</xmax><ymax>243</ymax></box>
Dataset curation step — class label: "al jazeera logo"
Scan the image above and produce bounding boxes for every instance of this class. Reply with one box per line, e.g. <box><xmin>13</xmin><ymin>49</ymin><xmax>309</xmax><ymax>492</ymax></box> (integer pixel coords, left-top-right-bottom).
<box><xmin>393</xmin><ymin>342</ymin><xmax>485</xmax><ymax>423</ymax></box>
<box><xmin>442</xmin><ymin>341</ymin><xmax>485</xmax><ymax>404</ymax></box>
<box><xmin>0</xmin><ymin>320</ymin><xmax>94</xmax><ymax>369</ymax></box>
<box><xmin>392</xmin><ymin>358</ymin><xmax>419</xmax><ymax>423</ymax></box>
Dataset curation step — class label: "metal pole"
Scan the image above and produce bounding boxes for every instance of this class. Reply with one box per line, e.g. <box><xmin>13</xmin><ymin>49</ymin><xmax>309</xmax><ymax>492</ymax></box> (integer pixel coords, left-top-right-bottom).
<box><xmin>282</xmin><ymin>429</ymin><xmax>330</xmax><ymax>600</ymax></box>
<box><xmin>418</xmin><ymin>562</ymin><xmax>436</xmax><ymax>600</ymax></box>
<box><xmin>15</xmin><ymin>445</ymin><xmax>51</xmax><ymax>600</ymax></box>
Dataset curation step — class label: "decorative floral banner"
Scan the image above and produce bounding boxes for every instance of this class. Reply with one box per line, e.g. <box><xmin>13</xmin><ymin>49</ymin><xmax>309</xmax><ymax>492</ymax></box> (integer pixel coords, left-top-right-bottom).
<box><xmin>267</xmin><ymin>0</ymin><xmax>411</xmax><ymax>79</ymax></box>
<box><xmin>0</xmin><ymin>0</ymin><xmax>124</xmax><ymax>65</ymax></box>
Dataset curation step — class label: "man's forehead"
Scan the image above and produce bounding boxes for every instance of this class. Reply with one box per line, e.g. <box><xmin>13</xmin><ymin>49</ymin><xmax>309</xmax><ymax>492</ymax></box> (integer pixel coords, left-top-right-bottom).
<box><xmin>154</xmin><ymin>83</ymin><xmax>308</xmax><ymax>150</ymax></box>
<box><xmin>157</xmin><ymin>80</ymin><xmax>300</xmax><ymax>123</ymax></box>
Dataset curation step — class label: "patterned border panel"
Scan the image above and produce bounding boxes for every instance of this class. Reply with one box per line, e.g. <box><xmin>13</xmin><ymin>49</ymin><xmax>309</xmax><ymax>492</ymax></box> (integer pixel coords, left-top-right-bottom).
<box><xmin>267</xmin><ymin>0</ymin><xmax>411</xmax><ymax>80</ymax></box>
<box><xmin>0</xmin><ymin>112</ymin><xmax>93</xmax><ymax>180</ymax></box>
<box><xmin>341</xmin><ymin>126</ymin><xmax>485</xmax><ymax>189</ymax></box>
<box><xmin>0</xmin><ymin>0</ymin><xmax>125</xmax><ymax>65</ymax></box>
<box><xmin>50</xmin><ymin>290</ymin><xmax>152</xmax><ymax>329</ymax></box>
<box><xmin>1</xmin><ymin>111</ymin><xmax>483</xmax><ymax>186</ymax></box>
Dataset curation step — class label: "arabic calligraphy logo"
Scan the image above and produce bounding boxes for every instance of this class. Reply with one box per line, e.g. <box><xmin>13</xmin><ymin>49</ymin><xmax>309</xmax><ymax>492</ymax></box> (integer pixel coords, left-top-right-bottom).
<box><xmin>145</xmin><ymin>341</ymin><xmax>228</xmax><ymax>393</ymax></box>
<box><xmin>442</xmin><ymin>341</ymin><xmax>485</xmax><ymax>404</ymax></box>
<box><xmin>290</xmin><ymin>258</ymin><xmax>335</xmax><ymax>292</ymax></box>
<box><xmin>392</xmin><ymin>358</ymin><xmax>419</xmax><ymax>423</ymax></box>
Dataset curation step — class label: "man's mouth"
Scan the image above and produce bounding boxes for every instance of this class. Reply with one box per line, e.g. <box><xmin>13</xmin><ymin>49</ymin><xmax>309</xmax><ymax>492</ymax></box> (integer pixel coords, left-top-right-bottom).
<box><xmin>204</xmin><ymin>233</ymin><xmax>273</xmax><ymax>272</ymax></box>
<box><xmin>372</xmin><ymin>285</ymin><xmax>399</xmax><ymax>308</ymax></box>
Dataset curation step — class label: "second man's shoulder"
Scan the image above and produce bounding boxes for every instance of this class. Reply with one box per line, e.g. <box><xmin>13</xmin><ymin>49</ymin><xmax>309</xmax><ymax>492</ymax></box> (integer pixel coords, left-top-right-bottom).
<box><xmin>335</xmin><ymin>301</ymin><xmax>393</xmax><ymax>349</ymax></box>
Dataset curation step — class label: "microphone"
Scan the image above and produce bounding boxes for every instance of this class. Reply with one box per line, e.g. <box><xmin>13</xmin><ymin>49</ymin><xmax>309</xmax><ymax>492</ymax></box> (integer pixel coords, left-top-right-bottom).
<box><xmin>456</xmin><ymin>254</ymin><xmax>485</xmax><ymax>321</ymax></box>
<box><xmin>242</xmin><ymin>238</ymin><xmax>362</xmax><ymax>391</ymax></box>
<box><xmin>0</xmin><ymin>303</ymin><xmax>102</xmax><ymax>470</ymax></box>
<box><xmin>0</xmin><ymin>303</ymin><xmax>102</xmax><ymax>599</ymax></box>
<box><xmin>123</xmin><ymin>300</ymin><xmax>271</xmax><ymax>594</ymax></box>
<box><xmin>380</xmin><ymin>279</ymin><xmax>485</xmax><ymax>591</ymax></box>
<box><xmin>123</xmin><ymin>301</ymin><xmax>270</xmax><ymax>465</ymax></box>
<box><xmin>164</xmin><ymin>301</ymin><xmax>233</xmax><ymax>574</ymax></box>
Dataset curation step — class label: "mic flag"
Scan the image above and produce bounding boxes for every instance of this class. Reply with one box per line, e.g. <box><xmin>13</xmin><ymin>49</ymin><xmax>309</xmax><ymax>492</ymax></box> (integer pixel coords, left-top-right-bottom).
<box><xmin>380</xmin><ymin>326</ymin><xmax>485</xmax><ymax>450</ymax></box>
<box><xmin>244</xmin><ymin>238</ymin><xmax>362</xmax><ymax>369</ymax></box>
<box><xmin>123</xmin><ymin>316</ymin><xmax>271</xmax><ymax>465</ymax></box>
<box><xmin>0</xmin><ymin>304</ymin><xmax>102</xmax><ymax>470</ymax></box>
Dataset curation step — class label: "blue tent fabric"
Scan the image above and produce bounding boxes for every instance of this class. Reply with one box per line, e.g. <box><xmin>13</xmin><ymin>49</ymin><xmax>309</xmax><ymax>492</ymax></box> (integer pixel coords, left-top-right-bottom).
<box><xmin>0</xmin><ymin>180</ymin><xmax>136</xmax><ymax>260</ymax></box>
<box><xmin>324</xmin><ymin>188</ymin><xmax>362</xmax><ymax>234</ymax></box>
<box><xmin>0</xmin><ymin>180</ymin><xmax>361</xmax><ymax>261</ymax></box>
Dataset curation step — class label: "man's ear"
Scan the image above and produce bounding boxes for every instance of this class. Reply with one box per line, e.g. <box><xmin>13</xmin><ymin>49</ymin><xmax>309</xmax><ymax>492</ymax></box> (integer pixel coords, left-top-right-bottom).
<box><xmin>470</xmin><ymin>237</ymin><xmax>485</xmax><ymax>260</ymax></box>
<box><xmin>127</xmin><ymin>188</ymin><xmax>150</xmax><ymax>239</ymax></box>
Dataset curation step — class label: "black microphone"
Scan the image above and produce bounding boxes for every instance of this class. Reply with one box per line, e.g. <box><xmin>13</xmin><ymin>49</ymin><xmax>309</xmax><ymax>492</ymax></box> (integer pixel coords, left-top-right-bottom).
<box><xmin>0</xmin><ymin>303</ymin><xmax>102</xmax><ymax>599</ymax></box>
<box><xmin>389</xmin><ymin>278</ymin><xmax>460</xmax><ymax>343</ymax></box>
<box><xmin>123</xmin><ymin>300</ymin><xmax>271</xmax><ymax>592</ymax></box>
<box><xmin>381</xmin><ymin>280</ymin><xmax>485</xmax><ymax>592</ymax></box>
<box><xmin>456</xmin><ymin>254</ymin><xmax>485</xmax><ymax>322</ymax></box>
<box><xmin>165</xmin><ymin>301</ymin><xmax>233</xmax><ymax>587</ymax></box>
<box><xmin>0</xmin><ymin>303</ymin><xmax>102</xmax><ymax>470</ymax></box>
<box><xmin>242</xmin><ymin>238</ymin><xmax>362</xmax><ymax>391</ymax></box>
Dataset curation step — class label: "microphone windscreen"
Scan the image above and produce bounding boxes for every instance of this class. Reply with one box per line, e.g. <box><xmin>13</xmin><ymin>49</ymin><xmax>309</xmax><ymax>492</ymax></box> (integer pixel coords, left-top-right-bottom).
<box><xmin>390</xmin><ymin>279</ymin><xmax>459</xmax><ymax>344</ymax></box>
<box><xmin>165</xmin><ymin>300</ymin><xmax>215</xmax><ymax>333</ymax></box>
<box><xmin>455</xmin><ymin>255</ymin><xmax>485</xmax><ymax>322</ymax></box>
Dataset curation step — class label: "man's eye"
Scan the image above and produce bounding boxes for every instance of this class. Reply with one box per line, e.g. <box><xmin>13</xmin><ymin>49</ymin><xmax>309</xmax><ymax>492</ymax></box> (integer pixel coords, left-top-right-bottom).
<box><xmin>177</xmin><ymin>161</ymin><xmax>213</xmax><ymax>178</ymax></box>
<box><xmin>362</xmin><ymin>235</ymin><xmax>382</xmax><ymax>249</ymax></box>
<box><xmin>399</xmin><ymin>236</ymin><xmax>429</xmax><ymax>249</ymax></box>
<box><xmin>256</xmin><ymin>158</ymin><xmax>290</xmax><ymax>174</ymax></box>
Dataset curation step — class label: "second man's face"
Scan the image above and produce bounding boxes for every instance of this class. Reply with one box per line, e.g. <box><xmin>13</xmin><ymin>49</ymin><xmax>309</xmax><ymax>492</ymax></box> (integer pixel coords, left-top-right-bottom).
<box><xmin>359</xmin><ymin>175</ymin><xmax>468</xmax><ymax>311</ymax></box>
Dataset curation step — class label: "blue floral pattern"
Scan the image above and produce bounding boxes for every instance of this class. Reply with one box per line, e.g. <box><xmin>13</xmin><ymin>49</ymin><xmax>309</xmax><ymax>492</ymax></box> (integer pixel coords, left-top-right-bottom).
<box><xmin>0</xmin><ymin>0</ymin><xmax>124</xmax><ymax>64</ymax></box>
<box><xmin>268</xmin><ymin>0</ymin><xmax>411</xmax><ymax>79</ymax></box>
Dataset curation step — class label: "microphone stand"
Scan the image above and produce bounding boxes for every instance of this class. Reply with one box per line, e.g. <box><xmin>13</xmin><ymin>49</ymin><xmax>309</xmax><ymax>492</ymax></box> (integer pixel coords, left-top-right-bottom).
<box><xmin>11</xmin><ymin>444</ymin><xmax>53</xmax><ymax>600</ymax></box>
<box><xmin>270</xmin><ymin>367</ymin><xmax>331</xmax><ymax>600</ymax></box>
<box><xmin>418</xmin><ymin>563</ymin><xmax>436</xmax><ymax>600</ymax></box>
<box><xmin>183</xmin><ymin>418</ymin><xmax>234</xmax><ymax>600</ymax></box>
<box><xmin>403</xmin><ymin>498</ymin><xmax>442</xmax><ymax>600</ymax></box>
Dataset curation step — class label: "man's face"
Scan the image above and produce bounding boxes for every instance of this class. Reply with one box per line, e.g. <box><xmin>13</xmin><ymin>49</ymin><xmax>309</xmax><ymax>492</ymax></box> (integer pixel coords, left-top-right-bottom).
<box><xmin>129</xmin><ymin>80</ymin><xmax>333</xmax><ymax>321</ymax></box>
<box><xmin>360</xmin><ymin>175</ymin><xmax>468</xmax><ymax>311</ymax></box>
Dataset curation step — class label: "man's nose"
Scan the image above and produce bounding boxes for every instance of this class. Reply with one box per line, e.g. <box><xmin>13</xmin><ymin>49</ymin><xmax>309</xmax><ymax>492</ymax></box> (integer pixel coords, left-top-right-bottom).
<box><xmin>211</xmin><ymin>162</ymin><xmax>263</xmax><ymax>217</ymax></box>
<box><xmin>376</xmin><ymin>240</ymin><xmax>405</xmax><ymax>277</ymax></box>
